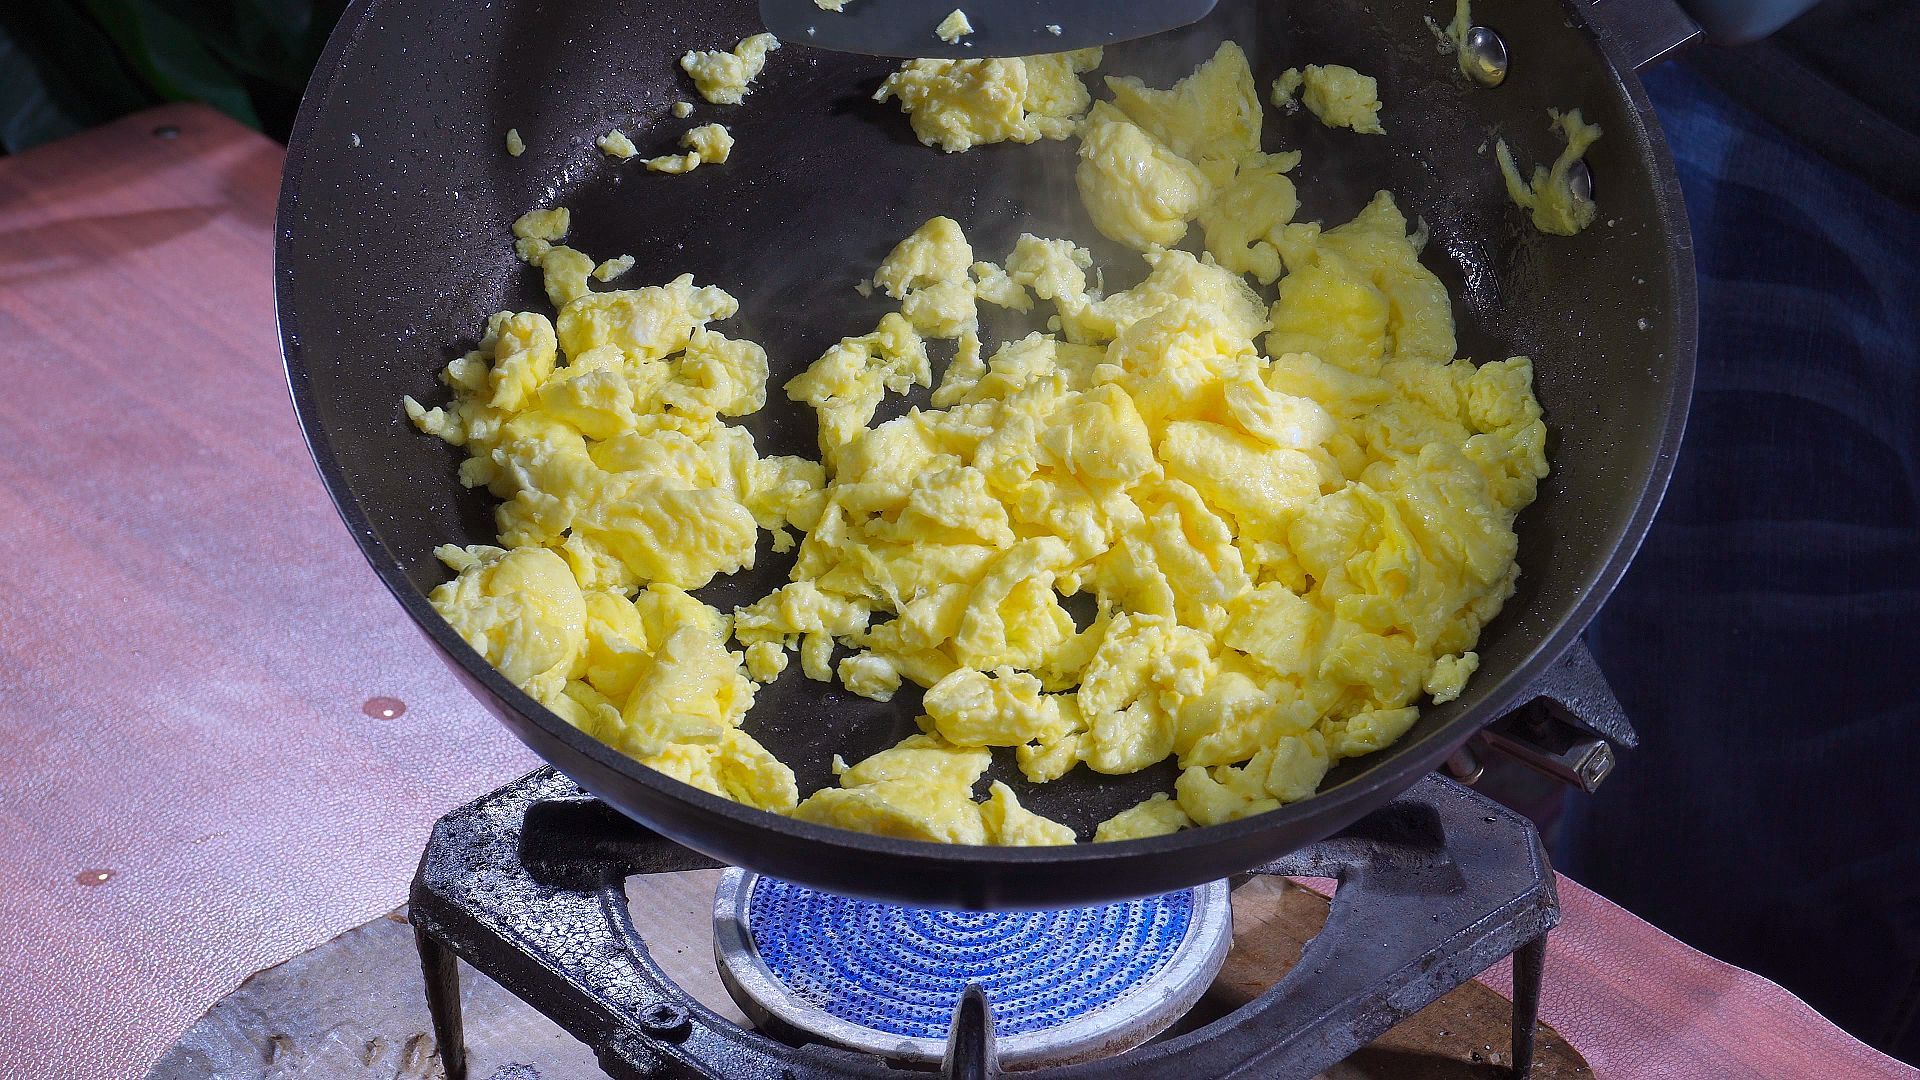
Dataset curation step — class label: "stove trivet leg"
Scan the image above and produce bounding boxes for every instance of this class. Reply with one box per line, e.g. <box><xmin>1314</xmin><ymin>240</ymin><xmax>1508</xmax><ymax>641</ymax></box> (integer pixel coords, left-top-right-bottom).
<box><xmin>414</xmin><ymin>922</ymin><xmax>468</xmax><ymax>1080</ymax></box>
<box><xmin>1510</xmin><ymin>932</ymin><xmax>1548</xmax><ymax>1080</ymax></box>
<box><xmin>942</xmin><ymin>983</ymin><xmax>1000</xmax><ymax>1080</ymax></box>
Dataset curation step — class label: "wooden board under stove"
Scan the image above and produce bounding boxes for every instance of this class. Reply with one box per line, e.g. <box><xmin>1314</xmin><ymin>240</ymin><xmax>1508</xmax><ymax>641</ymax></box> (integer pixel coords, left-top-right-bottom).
<box><xmin>1213</xmin><ymin>878</ymin><xmax>1587</xmax><ymax>1078</ymax></box>
<box><xmin>150</xmin><ymin>873</ymin><xmax>1587</xmax><ymax>1077</ymax></box>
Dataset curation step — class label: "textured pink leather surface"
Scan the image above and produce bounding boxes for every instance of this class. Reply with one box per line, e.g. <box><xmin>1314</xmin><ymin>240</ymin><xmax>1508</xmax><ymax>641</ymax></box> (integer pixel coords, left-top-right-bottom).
<box><xmin>0</xmin><ymin>105</ymin><xmax>1909</xmax><ymax>1080</ymax></box>
<box><xmin>1484</xmin><ymin>877</ymin><xmax>1916</xmax><ymax>1079</ymax></box>
<box><xmin>0</xmin><ymin>106</ymin><xmax>539</xmax><ymax>1078</ymax></box>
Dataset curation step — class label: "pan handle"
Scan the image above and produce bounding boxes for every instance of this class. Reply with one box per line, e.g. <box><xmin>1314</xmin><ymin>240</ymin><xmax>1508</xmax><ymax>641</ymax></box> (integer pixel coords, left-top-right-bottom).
<box><xmin>1465</xmin><ymin>638</ymin><xmax>1638</xmax><ymax>793</ymax></box>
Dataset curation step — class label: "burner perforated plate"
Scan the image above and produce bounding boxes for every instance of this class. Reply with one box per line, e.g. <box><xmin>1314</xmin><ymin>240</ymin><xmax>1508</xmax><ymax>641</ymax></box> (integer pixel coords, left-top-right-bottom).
<box><xmin>713</xmin><ymin>870</ymin><xmax>1232</xmax><ymax>1068</ymax></box>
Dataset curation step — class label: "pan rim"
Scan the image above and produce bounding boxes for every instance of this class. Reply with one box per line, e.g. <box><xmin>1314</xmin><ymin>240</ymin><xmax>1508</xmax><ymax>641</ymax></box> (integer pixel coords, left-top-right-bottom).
<box><xmin>274</xmin><ymin>0</ymin><xmax>1695</xmax><ymax>894</ymax></box>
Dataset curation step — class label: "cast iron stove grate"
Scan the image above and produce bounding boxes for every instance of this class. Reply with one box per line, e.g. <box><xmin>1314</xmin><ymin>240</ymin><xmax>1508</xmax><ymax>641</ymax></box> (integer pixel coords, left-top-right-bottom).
<box><xmin>410</xmin><ymin>768</ymin><xmax>1558</xmax><ymax>1079</ymax></box>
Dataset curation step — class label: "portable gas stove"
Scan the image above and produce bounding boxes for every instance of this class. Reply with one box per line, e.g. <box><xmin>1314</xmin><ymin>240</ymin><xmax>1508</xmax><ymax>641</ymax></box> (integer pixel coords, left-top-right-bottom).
<box><xmin>408</xmin><ymin>768</ymin><xmax>1559</xmax><ymax>1079</ymax></box>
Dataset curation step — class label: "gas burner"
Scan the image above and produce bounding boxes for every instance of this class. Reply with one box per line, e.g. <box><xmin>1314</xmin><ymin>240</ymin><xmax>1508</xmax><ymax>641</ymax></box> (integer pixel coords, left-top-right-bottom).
<box><xmin>409</xmin><ymin>768</ymin><xmax>1558</xmax><ymax>1079</ymax></box>
<box><xmin>714</xmin><ymin>871</ymin><xmax>1231</xmax><ymax>1067</ymax></box>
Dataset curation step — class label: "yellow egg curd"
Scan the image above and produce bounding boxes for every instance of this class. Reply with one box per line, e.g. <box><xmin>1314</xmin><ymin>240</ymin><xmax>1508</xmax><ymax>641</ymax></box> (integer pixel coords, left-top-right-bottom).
<box><xmin>935</xmin><ymin>10</ymin><xmax>974</xmax><ymax>44</ymax></box>
<box><xmin>407</xmin><ymin>38</ymin><xmax>1550</xmax><ymax>846</ymax></box>
<box><xmin>1273</xmin><ymin>64</ymin><xmax>1385</xmax><ymax>134</ymax></box>
<box><xmin>1498</xmin><ymin>108</ymin><xmax>1604</xmax><ymax>236</ymax></box>
<box><xmin>875</xmin><ymin>49</ymin><xmax>1105</xmax><ymax>152</ymax></box>
<box><xmin>681</xmin><ymin>33</ymin><xmax>780</xmax><ymax>106</ymax></box>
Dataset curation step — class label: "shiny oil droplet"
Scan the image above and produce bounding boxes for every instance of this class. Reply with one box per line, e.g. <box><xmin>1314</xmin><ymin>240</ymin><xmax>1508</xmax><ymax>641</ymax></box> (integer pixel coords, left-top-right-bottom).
<box><xmin>362</xmin><ymin>697</ymin><xmax>407</xmax><ymax>720</ymax></box>
<box><xmin>76</xmin><ymin>869</ymin><xmax>115</xmax><ymax>886</ymax></box>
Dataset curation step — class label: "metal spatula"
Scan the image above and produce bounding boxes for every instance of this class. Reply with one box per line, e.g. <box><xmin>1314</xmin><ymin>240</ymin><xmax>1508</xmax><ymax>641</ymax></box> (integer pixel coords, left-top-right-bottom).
<box><xmin>759</xmin><ymin>0</ymin><xmax>1219</xmax><ymax>58</ymax></box>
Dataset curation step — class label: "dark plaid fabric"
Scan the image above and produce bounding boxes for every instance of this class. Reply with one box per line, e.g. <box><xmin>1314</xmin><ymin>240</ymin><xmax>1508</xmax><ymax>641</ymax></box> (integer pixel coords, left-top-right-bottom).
<box><xmin>1555</xmin><ymin>60</ymin><xmax>1920</xmax><ymax>1062</ymax></box>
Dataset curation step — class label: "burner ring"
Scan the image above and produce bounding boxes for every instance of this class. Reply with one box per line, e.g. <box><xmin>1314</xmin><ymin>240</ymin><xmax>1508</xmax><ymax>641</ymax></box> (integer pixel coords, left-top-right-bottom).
<box><xmin>712</xmin><ymin>870</ymin><xmax>1231</xmax><ymax>1068</ymax></box>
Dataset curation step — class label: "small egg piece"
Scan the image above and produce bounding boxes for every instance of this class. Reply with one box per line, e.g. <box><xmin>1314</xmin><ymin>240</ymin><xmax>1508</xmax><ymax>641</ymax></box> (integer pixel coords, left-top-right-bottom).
<box><xmin>785</xmin><ymin>312</ymin><xmax>931</xmax><ymax>457</ymax></box>
<box><xmin>1075</xmin><ymin>101</ymin><xmax>1211</xmax><ymax>250</ymax></box>
<box><xmin>981</xmin><ymin>782</ymin><xmax>1075</xmax><ymax>845</ymax></box>
<box><xmin>923</xmin><ymin>667</ymin><xmax>1067</xmax><ymax>747</ymax></box>
<box><xmin>935</xmin><ymin>9</ymin><xmax>973</xmax><ymax>43</ymax></box>
<box><xmin>615</xmin><ymin>623</ymin><xmax>757</xmax><ymax>756</ymax></box>
<box><xmin>1425</xmin><ymin>651</ymin><xmax>1480</xmax><ymax>703</ymax></box>
<box><xmin>745</xmin><ymin>641</ymin><xmax>789</xmax><ymax>682</ymax></box>
<box><xmin>505</xmin><ymin>127</ymin><xmax>525</xmax><ymax>156</ymax></box>
<box><xmin>644</xmin><ymin>123</ymin><xmax>734</xmax><ymax>174</ymax></box>
<box><xmin>874</xmin><ymin>50</ymin><xmax>1103</xmax><ymax>153</ymax></box>
<box><xmin>596</xmin><ymin>128</ymin><xmax>638</xmax><ymax>161</ymax></box>
<box><xmin>529</xmin><ymin>245</ymin><xmax>595</xmax><ymax>309</ymax></box>
<box><xmin>838</xmin><ymin>651</ymin><xmax>903</xmax><ymax>701</ymax></box>
<box><xmin>1104</xmin><ymin>41</ymin><xmax>1262</xmax><ymax>186</ymax></box>
<box><xmin>672</xmin><ymin>101</ymin><xmax>695</xmax><ymax>119</ymax></box>
<box><xmin>681</xmin><ymin>33</ymin><xmax>780</xmax><ymax>105</ymax></box>
<box><xmin>1270</xmin><ymin>69</ymin><xmax>1303</xmax><ymax>111</ymax></box>
<box><xmin>871</xmin><ymin>216</ymin><xmax>979</xmax><ymax>338</ymax></box>
<box><xmin>510</xmin><ymin>205</ymin><xmax>568</xmax><ymax>247</ymax></box>
<box><xmin>712</xmin><ymin>730</ymin><xmax>801</xmax><ymax>811</ymax></box>
<box><xmin>1197</xmin><ymin>151</ymin><xmax>1300</xmax><ymax>284</ymax></box>
<box><xmin>1278</xmin><ymin>64</ymin><xmax>1385</xmax><ymax>134</ymax></box>
<box><xmin>1259</xmin><ymin>731</ymin><xmax>1333</xmax><ymax>803</ymax></box>
<box><xmin>1176</xmin><ymin>762</ymin><xmax>1279</xmax><ymax>826</ymax></box>
<box><xmin>1094</xmin><ymin>793</ymin><xmax>1192</xmax><ymax>841</ymax></box>
<box><xmin>792</xmin><ymin>734</ymin><xmax>993</xmax><ymax>843</ymax></box>
<box><xmin>1497</xmin><ymin>108</ymin><xmax>1603</xmax><ymax>235</ymax></box>
<box><xmin>641</xmin><ymin>729</ymin><xmax>799</xmax><ymax>812</ymax></box>
<box><xmin>1443</xmin><ymin>0</ymin><xmax>1476</xmax><ymax>77</ymax></box>
<box><xmin>429</xmin><ymin>545</ymin><xmax>586</xmax><ymax>704</ymax></box>
<box><xmin>592</xmin><ymin>255</ymin><xmax>635</xmax><ymax>282</ymax></box>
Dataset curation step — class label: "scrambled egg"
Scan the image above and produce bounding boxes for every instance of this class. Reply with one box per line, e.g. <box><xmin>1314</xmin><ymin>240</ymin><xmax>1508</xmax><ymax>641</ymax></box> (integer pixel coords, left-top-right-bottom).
<box><xmin>875</xmin><ymin>49</ymin><xmax>1104</xmax><ymax>152</ymax></box>
<box><xmin>1498</xmin><ymin>109</ymin><xmax>1603</xmax><ymax>235</ymax></box>
<box><xmin>405</xmin><ymin>212</ymin><xmax>826</xmax><ymax>812</ymax></box>
<box><xmin>1275</xmin><ymin>65</ymin><xmax>1384</xmax><ymax>134</ymax></box>
<box><xmin>596</xmin><ymin>129</ymin><xmax>639</xmax><ymax>161</ymax></box>
<box><xmin>1074</xmin><ymin>42</ymin><xmax>1268</xmax><ymax>252</ymax></box>
<box><xmin>592</xmin><ymin>254</ymin><xmax>635</xmax><ymax>282</ymax></box>
<box><xmin>1444</xmin><ymin>0</ymin><xmax>1475</xmax><ymax>75</ymax></box>
<box><xmin>792</xmin><ymin>735</ymin><xmax>1074</xmax><ymax>843</ymax></box>
<box><xmin>1270</xmin><ymin>68</ymin><xmax>1303</xmax><ymax>111</ymax></box>
<box><xmin>936</xmin><ymin>10</ymin><xmax>974</xmax><ymax>44</ymax></box>
<box><xmin>681</xmin><ymin>33</ymin><xmax>779</xmax><ymax>106</ymax></box>
<box><xmin>1424</xmin><ymin>0</ymin><xmax>1477</xmax><ymax>79</ymax></box>
<box><xmin>410</xmin><ymin>38</ymin><xmax>1550</xmax><ymax>847</ymax></box>
<box><xmin>505</xmin><ymin>128</ymin><xmax>525</xmax><ymax>157</ymax></box>
<box><xmin>1095</xmin><ymin>793</ymin><xmax>1192</xmax><ymax>841</ymax></box>
<box><xmin>645</xmin><ymin>123</ymin><xmax>734</xmax><ymax>174</ymax></box>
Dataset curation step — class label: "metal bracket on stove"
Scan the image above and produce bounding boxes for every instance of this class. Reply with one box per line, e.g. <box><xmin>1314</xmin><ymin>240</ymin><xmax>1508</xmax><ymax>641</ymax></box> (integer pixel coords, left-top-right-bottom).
<box><xmin>945</xmin><ymin>985</ymin><xmax>999</xmax><ymax>1080</ymax></box>
<box><xmin>408</xmin><ymin>768</ymin><xmax>1562</xmax><ymax>1080</ymax></box>
<box><xmin>1474</xmin><ymin>638</ymin><xmax>1636</xmax><ymax>793</ymax></box>
<box><xmin>1238</xmin><ymin>778</ymin><xmax>1558</xmax><ymax>1080</ymax></box>
<box><xmin>518</xmin><ymin>796</ymin><xmax>724</xmax><ymax>887</ymax></box>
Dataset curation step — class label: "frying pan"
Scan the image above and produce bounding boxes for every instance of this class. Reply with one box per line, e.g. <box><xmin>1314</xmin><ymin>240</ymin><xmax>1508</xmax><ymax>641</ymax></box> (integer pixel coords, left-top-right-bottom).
<box><xmin>277</xmin><ymin>0</ymin><xmax>1695</xmax><ymax>909</ymax></box>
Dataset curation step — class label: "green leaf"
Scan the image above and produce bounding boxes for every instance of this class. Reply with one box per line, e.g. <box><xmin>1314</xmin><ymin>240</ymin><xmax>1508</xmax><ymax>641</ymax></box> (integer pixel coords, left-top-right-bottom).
<box><xmin>0</xmin><ymin>35</ymin><xmax>86</xmax><ymax>152</ymax></box>
<box><xmin>137</xmin><ymin>0</ymin><xmax>347</xmax><ymax>93</ymax></box>
<box><xmin>0</xmin><ymin>0</ymin><xmax>351</xmax><ymax>152</ymax></box>
<box><xmin>0</xmin><ymin>3</ymin><xmax>156</xmax><ymax>154</ymax></box>
<box><xmin>77</xmin><ymin>0</ymin><xmax>261</xmax><ymax>129</ymax></box>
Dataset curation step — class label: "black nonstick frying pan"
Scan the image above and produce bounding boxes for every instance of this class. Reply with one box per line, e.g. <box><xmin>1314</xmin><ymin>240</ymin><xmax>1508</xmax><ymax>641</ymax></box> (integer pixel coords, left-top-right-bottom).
<box><xmin>278</xmin><ymin>0</ymin><xmax>1695</xmax><ymax>909</ymax></box>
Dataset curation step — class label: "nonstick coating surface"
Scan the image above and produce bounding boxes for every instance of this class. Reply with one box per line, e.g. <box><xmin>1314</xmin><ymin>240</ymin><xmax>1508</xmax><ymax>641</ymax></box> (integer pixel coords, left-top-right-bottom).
<box><xmin>278</xmin><ymin>0</ymin><xmax>1693</xmax><ymax>908</ymax></box>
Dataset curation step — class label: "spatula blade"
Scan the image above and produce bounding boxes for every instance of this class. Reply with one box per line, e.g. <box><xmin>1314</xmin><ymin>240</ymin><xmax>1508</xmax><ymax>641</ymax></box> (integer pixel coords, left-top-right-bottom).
<box><xmin>759</xmin><ymin>0</ymin><xmax>1220</xmax><ymax>58</ymax></box>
